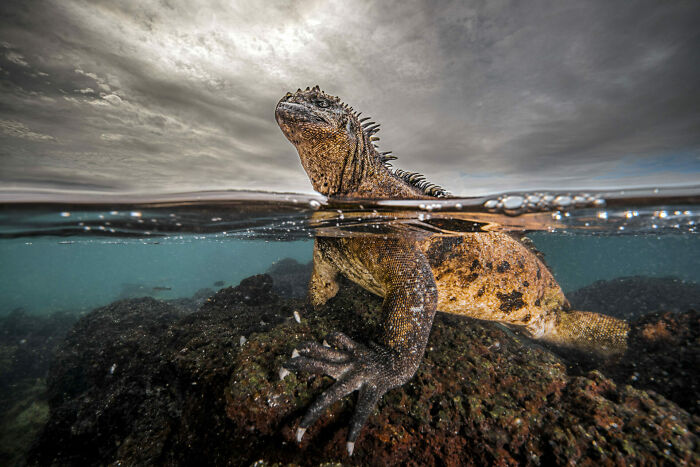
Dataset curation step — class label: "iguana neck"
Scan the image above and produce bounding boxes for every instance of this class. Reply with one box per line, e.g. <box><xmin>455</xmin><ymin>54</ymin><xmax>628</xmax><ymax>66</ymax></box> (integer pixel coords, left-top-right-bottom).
<box><xmin>301</xmin><ymin>139</ymin><xmax>430</xmax><ymax>200</ymax></box>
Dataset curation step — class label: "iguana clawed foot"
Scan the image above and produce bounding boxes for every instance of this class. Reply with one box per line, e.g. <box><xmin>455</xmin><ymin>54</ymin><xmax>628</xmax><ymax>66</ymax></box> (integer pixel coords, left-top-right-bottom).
<box><xmin>282</xmin><ymin>331</ymin><xmax>409</xmax><ymax>456</ymax></box>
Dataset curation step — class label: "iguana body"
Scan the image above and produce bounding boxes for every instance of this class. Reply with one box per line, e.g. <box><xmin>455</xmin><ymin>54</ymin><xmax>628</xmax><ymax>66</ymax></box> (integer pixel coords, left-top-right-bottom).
<box><xmin>275</xmin><ymin>86</ymin><xmax>629</xmax><ymax>454</ymax></box>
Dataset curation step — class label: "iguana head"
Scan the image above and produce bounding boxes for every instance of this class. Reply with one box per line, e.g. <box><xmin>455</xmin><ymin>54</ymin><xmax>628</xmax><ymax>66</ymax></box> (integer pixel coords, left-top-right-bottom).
<box><xmin>275</xmin><ymin>86</ymin><xmax>448</xmax><ymax>198</ymax></box>
<box><xmin>275</xmin><ymin>85</ymin><xmax>373</xmax><ymax>196</ymax></box>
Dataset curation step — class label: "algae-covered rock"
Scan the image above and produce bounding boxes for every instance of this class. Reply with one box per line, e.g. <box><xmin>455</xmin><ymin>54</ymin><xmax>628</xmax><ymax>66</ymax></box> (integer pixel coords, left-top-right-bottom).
<box><xmin>28</xmin><ymin>275</ymin><xmax>700</xmax><ymax>466</ymax></box>
<box><xmin>225</xmin><ymin>279</ymin><xmax>699</xmax><ymax>465</ymax></box>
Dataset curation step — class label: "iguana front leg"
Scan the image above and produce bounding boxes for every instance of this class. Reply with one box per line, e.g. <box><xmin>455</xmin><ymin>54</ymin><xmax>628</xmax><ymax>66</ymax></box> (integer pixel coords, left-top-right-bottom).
<box><xmin>283</xmin><ymin>237</ymin><xmax>438</xmax><ymax>455</ymax></box>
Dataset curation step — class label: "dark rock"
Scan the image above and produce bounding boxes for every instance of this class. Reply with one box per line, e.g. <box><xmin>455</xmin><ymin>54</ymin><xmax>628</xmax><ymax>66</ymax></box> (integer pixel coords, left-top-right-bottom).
<box><xmin>205</xmin><ymin>274</ymin><xmax>278</xmax><ymax>307</ymax></box>
<box><xmin>569</xmin><ymin>276</ymin><xmax>700</xmax><ymax>321</ymax></box>
<box><xmin>0</xmin><ymin>309</ymin><xmax>77</xmax><ymax>466</ymax></box>
<box><xmin>28</xmin><ymin>297</ymin><xmax>185</xmax><ymax>466</ymax></box>
<box><xmin>0</xmin><ymin>309</ymin><xmax>78</xmax><ymax>390</ymax></box>
<box><xmin>266</xmin><ymin>258</ymin><xmax>313</xmax><ymax>299</ymax></box>
<box><xmin>166</xmin><ymin>287</ymin><xmax>214</xmax><ymax>313</ymax></box>
<box><xmin>27</xmin><ymin>277</ymin><xmax>699</xmax><ymax>466</ymax></box>
<box><xmin>28</xmin><ymin>277</ymin><xmax>294</xmax><ymax>466</ymax></box>
<box><xmin>602</xmin><ymin>309</ymin><xmax>700</xmax><ymax>416</ymax></box>
<box><xmin>564</xmin><ymin>276</ymin><xmax>700</xmax><ymax>415</ymax></box>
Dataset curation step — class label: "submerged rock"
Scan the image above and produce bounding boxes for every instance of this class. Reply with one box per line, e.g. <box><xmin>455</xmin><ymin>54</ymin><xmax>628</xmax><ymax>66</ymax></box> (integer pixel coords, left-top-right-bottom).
<box><xmin>603</xmin><ymin>309</ymin><xmax>700</xmax><ymax>416</ymax></box>
<box><xmin>28</xmin><ymin>297</ymin><xmax>186</xmax><ymax>465</ymax></box>
<box><xmin>566</xmin><ymin>276</ymin><xmax>700</xmax><ymax>416</ymax></box>
<box><xmin>0</xmin><ymin>309</ymin><xmax>77</xmax><ymax>466</ymax></box>
<box><xmin>266</xmin><ymin>257</ymin><xmax>313</xmax><ymax>299</ymax></box>
<box><xmin>225</xmin><ymin>280</ymin><xmax>699</xmax><ymax>465</ymax></box>
<box><xmin>569</xmin><ymin>276</ymin><xmax>700</xmax><ymax>321</ymax></box>
<box><xmin>27</xmin><ymin>275</ymin><xmax>699</xmax><ymax>465</ymax></box>
<box><xmin>28</xmin><ymin>275</ymin><xmax>294</xmax><ymax>466</ymax></box>
<box><xmin>166</xmin><ymin>287</ymin><xmax>214</xmax><ymax>313</ymax></box>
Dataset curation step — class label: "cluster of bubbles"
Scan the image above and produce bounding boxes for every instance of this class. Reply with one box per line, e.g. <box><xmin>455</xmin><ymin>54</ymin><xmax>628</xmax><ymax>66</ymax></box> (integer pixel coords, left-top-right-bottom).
<box><xmin>483</xmin><ymin>192</ymin><xmax>606</xmax><ymax>215</ymax></box>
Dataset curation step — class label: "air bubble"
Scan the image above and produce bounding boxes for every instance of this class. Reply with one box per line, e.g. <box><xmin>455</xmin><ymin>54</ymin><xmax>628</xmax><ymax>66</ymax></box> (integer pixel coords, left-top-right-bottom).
<box><xmin>484</xmin><ymin>199</ymin><xmax>499</xmax><ymax>209</ymax></box>
<box><xmin>502</xmin><ymin>195</ymin><xmax>524</xmax><ymax>210</ymax></box>
<box><xmin>553</xmin><ymin>195</ymin><xmax>572</xmax><ymax>207</ymax></box>
<box><xmin>309</xmin><ymin>199</ymin><xmax>321</xmax><ymax>209</ymax></box>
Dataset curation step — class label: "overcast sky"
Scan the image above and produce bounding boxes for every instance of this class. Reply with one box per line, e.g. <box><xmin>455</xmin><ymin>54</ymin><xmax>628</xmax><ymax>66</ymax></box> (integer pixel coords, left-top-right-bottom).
<box><xmin>1</xmin><ymin>0</ymin><xmax>699</xmax><ymax>197</ymax></box>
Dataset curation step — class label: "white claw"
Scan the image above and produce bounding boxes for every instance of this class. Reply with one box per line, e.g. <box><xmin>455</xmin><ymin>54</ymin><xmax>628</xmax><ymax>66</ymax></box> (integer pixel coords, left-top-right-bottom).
<box><xmin>347</xmin><ymin>441</ymin><xmax>355</xmax><ymax>456</ymax></box>
<box><xmin>322</xmin><ymin>339</ymin><xmax>330</xmax><ymax>347</ymax></box>
<box><xmin>291</xmin><ymin>349</ymin><xmax>300</xmax><ymax>358</ymax></box>
<box><xmin>278</xmin><ymin>367</ymin><xmax>289</xmax><ymax>380</ymax></box>
<box><xmin>293</xmin><ymin>310</ymin><xmax>301</xmax><ymax>323</ymax></box>
<box><xmin>296</xmin><ymin>427</ymin><xmax>306</xmax><ymax>443</ymax></box>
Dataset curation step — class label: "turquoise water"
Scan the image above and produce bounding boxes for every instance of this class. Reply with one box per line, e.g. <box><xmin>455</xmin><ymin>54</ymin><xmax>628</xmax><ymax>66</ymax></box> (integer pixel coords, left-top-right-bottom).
<box><xmin>1</xmin><ymin>233</ymin><xmax>698</xmax><ymax>315</ymax></box>
<box><xmin>0</xmin><ymin>237</ymin><xmax>313</xmax><ymax>315</ymax></box>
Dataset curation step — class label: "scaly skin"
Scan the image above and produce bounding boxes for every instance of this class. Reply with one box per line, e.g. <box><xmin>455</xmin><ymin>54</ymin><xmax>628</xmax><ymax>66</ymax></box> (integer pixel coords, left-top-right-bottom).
<box><xmin>275</xmin><ymin>86</ymin><xmax>629</xmax><ymax>455</ymax></box>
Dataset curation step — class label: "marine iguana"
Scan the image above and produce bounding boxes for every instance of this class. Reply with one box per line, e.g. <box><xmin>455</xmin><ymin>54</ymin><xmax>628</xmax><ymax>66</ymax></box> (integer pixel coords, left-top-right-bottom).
<box><xmin>275</xmin><ymin>86</ymin><xmax>629</xmax><ymax>455</ymax></box>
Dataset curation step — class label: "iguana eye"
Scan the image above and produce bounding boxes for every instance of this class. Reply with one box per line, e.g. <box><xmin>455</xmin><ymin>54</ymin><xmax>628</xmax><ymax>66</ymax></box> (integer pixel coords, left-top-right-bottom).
<box><xmin>317</xmin><ymin>99</ymin><xmax>330</xmax><ymax>108</ymax></box>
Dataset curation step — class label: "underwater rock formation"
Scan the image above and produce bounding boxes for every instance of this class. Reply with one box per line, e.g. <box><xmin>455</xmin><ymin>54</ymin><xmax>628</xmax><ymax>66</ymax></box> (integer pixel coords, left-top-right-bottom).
<box><xmin>28</xmin><ymin>297</ymin><xmax>186</xmax><ymax>465</ymax></box>
<box><xmin>604</xmin><ymin>309</ymin><xmax>699</xmax><ymax>416</ymax></box>
<box><xmin>26</xmin><ymin>275</ymin><xmax>699</xmax><ymax>465</ymax></box>
<box><xmin>569</xmin><ymin>276</ymin><xmax>700</xmax><ymax>321</ymax></box>
<box><xmin>265</xmin><ymin>257</ymin><xmax>313</xmax><ymax>299</ymax></box>
<box><xmin>166</xmin><ymin>287</ymin><xmax>215</xmax><ymax>314</ymax></box>
<box><xmin>0</xmin><ymin>309</ymin><xmax>77</xmax><ymax>466</ymax></box>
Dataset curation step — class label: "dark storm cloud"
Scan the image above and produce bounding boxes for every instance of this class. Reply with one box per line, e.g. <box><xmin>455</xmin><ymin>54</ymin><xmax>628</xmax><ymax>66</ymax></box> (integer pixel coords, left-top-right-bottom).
<box><xmin>0</xmin><ymin>0</ymin><xmax>698</xmax><ymax>195</ymax></box>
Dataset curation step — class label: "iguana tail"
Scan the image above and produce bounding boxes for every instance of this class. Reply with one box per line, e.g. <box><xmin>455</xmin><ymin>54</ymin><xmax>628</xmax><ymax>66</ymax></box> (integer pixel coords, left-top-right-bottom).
<box><xmin>539</xmin><ymin>310</ymin><xmax>630</xmax><ymax>357</ymax></box>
